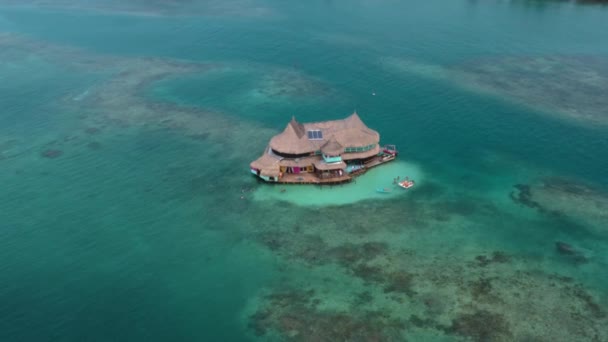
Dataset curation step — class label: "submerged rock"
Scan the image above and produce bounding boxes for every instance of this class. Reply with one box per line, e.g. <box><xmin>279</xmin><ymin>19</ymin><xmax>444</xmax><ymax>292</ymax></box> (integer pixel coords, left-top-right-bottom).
<box><xmin>509</xmin><ymin>184</ymin><xmax>544</xmax><ymax>211</ymax></box>
<box><xmin>555</xmin><ymin>241</ymin><xmax>577</xmax><ymax>255</ymax></box>
<box><xmin>555</xmin><ymin>241</ymin><xmax>589</xmax><ymax>264</ymax></box>
<box><xmin>41</xmin><ymin>149</ymin><xmax>63</xmax><ymax>158</ymax></box>
<box><xmin>84</xmin><ymin>127</ymin><xmax>101</xmax><ymax>134</ymax></box>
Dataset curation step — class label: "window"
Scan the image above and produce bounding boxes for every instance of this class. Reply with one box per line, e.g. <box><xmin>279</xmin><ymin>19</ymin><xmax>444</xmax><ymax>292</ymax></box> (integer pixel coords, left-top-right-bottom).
<box><xmin>345</xmin><ymin>144</ymin><xmax>376</xmax><ymax>153</ymax></box>
<box><xmin>307</xmin><ymin>130</ymin><xmax>323</xmax><ymax>140</ymax></box>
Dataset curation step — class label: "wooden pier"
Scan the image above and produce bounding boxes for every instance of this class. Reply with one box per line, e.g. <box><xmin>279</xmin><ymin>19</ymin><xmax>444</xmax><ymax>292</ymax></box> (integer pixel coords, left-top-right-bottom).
<box><xmin>273</xmin><ymin>154</ymin><xmax>396</xmax><ymax>185</ymax></box>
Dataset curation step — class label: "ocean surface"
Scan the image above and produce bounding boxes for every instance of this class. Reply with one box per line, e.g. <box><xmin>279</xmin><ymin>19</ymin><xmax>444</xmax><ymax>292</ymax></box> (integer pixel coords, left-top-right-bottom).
<box><xmin>1</xmin><ymin>1</ymin><xmax>607</xmax><ymax>341</ymax></box>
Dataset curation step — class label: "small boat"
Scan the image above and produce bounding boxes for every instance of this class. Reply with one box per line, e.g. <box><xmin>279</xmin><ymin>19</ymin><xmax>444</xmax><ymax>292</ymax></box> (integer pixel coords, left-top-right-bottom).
<box><xmin>398</xmin><ymin>180</ymin><xmax>415</xmax><ymax>189</ymax></box>
<box><xmin>376</xmin><ymin>187</ymin><xmax>392</xmax><ymax>193</ymax></box>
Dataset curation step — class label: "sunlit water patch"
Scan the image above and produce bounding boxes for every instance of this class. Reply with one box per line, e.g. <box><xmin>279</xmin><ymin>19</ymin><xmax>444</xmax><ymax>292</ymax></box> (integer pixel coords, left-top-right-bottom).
<box><xmin>252</xmin><ymin>161</ymin><xmax>423</xmax><ymax>206</ymax></box>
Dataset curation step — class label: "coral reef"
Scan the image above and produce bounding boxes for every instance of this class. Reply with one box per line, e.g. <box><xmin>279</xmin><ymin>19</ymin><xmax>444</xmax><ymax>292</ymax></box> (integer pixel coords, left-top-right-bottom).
<box><xmin>445</xmin><ymin>310</ymin><xmax>511</xmax><ymax>342</ymax></box>
<box><xmin>510</xmin><ymin>178</ymin><xmax>608</xmax><ymax>235</ymax></box>
<box><xmin>382</xmin><ymin>270</ymin><xmax>416</xmax><ymax>296</ymax></box>
<box><xmin>244</xmin><ymin>190</ymin><xmax>607</xmax><ymax>340</ymax></box>
<box><xmin>459</xmin><ymin>56</ymin><xmax>608</xmax><ymax>125</ymax></box>
<box><xmin>474</xmin><ymin>251</ymin><xmax>511</xmax><ymax>267</ymax></box>
<box><xmin>254</xmin><ymin>70</ymin><xmax>333</xmax><ymax>100</ymax></box>
<box><xmin>257</xmin><ymin>232</ymin><xmax>328</xmax><ymax>265</ymax></box>
<box><xmin>384</xmin><ymin>55</ymin><xmax>608</xmax><ymax>126</ymax></box>
<box><xmin>469</xmin><ymin>277</ymin><xmax>496</xmax><ymax>301</ymax></box>
<box><xmin>327</xmin><ymin>242</ymin><xmax>388</xmax><ymax>267</ymax></box>
<box><xmin>509</xmin><ymin>184</ymin><xmax>547</xmax><ymax>212</ymax></box>
<box><xmin>249</xmin><ymin>289</ymin><xmax>406</xmax><ymax>341</ymax></box>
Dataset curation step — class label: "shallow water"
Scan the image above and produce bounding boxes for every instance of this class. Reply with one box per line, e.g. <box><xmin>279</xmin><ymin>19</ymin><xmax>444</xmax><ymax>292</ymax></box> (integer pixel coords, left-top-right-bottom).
<box><xmin>1</xmin><ymin>1</ymin><xmax>607</xmax><ymax>341</ymax></box>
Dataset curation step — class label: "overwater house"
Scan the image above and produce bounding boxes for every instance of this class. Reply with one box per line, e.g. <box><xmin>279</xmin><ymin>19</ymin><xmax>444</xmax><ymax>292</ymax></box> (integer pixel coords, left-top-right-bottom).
<box><xmin>250</xmin><ymin>112</ymin><xmax>397</xmax><ymax>184</ymax></box>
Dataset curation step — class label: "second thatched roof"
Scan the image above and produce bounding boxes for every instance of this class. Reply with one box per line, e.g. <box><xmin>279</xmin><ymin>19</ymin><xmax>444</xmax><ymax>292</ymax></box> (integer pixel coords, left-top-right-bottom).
<box><xmin>269</xmin><ymin>112</ymin><xmax>379</xmax><ymax>155</ymax></box>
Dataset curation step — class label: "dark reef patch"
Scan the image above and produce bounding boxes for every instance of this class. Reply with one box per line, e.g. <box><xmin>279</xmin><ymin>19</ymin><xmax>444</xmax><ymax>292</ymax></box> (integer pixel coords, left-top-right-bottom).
<box><xmin>544</xmin><ymin>177</ymin><xmax>598</xmax><ymax>197</ymax></box>
<box><xmin>41</xmin><ymin>149</ymin><xmax>63</xmax><ymax>158</ymax></box>
<box><xmin>445</xmin><ymin>310</ymin><xmax>511</xmax><ymax>341</ymax></box>
<box><xmin>569</xmin><ymin>286</ymin><xmax>606</xmax><ymax>319</ymax></box>
<box><xmin>84</xmin><ymin>127</ymin><xmax>101</xmax><ymax>134</ymax></box>
<box><xmin>555</xmin><ymin>241</ymin><xmax>588</xmax><ymax>264</ymax></box>
<box><xmin>383</xmin><ymin>270</ymin><xmax>416</xmax><ymax>296</ymax></box>
<box><xmin>474</xmin><ymin>251</ymin><xmax>511</xmax><ymax>267</ymax></box>
<box><xmin>510</xmin><ymin>184</ymin><xmax>543</xmax><ymax>211</ymax></box>
<box><xmin>87</xmin><ymin>142</ymin><xmax>102</xmax><ymax>150</ymax></box>
<box><xmin>409</xmin><ymin>314</ymin><xmax>443</xmax><ymax>330</ymax></box>
<box><xmin>256</xmin><ymin>232</ymin><xmax>328</xmax><ymax>265</ymax></box>
<box><xmin>188</xmin><ymin>132</ymin><xmax>210</xmax><ymax>141</ymax></box>
<box><xmin>350</xmin><ymin>263</ymin><xmax>416</xmax><ymax>297</ymax></box>
<box><xmin>421</xmin><ymin>294</ymin><xmax>447</xmax><ymax>315</ymax></box>
<box><xmin>470</xmin><ymin>277</ymin><xmax>495</xmax><ymax>301</ymax></box>
<box><xmin>353</xmin><ymin>290</ymin><xmax>373</xmax><ymax>306</ymax></box>
<box><xmin>509</xmin><ymin>183</ymin><xmax>563</xmax><ymax>217</ymax></box>
<box><xmin>352</xmin><ymin>263</ymin><xmax>386</xmax><ymax>283</ymax></box>
<box><xmin>327</xmin><ymin>241</ymin><xmax>388</xmax><ymax>266</ymax></box>
<box><xmin>249</xmin><ymin>288</ymin><xmax>406</xmax><ymax>341</ymax></box>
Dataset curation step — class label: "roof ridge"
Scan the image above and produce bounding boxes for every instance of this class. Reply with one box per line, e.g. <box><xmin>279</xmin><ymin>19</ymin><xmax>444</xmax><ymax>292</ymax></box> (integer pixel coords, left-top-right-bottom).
<box><xmin>289</xmin><ymin>116</ymin><xmax>306</xmax><ymax>139</ymax></box>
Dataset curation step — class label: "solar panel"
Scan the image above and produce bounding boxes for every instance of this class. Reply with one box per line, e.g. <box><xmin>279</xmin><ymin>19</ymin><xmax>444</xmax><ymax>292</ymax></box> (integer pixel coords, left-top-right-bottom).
<box><xmin>307</xmin><ymin>130</ymin><xmax>323</xmax><ymax>140</ymax></box>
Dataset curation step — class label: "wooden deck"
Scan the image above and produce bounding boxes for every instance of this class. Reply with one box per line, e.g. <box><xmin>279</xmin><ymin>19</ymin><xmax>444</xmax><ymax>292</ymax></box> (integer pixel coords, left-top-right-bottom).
<box><xmin>274</xmin><ymin>154</ymin><xmax>396</xmax><ymax>185</ymax></box>
<box><xmin>279</xmin><ymin>172</ymin><xmax>353</xmax><ymax>184</ymax></box>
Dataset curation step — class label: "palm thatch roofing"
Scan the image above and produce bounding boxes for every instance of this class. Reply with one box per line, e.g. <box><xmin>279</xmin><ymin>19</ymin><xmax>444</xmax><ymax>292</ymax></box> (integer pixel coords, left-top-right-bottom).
<box><xmin>314</xmin><ymin>160</ymin><xmax>346</xmax><ymax>171</ymax></box>
<box><xmin>250</xmin><ymin>148</ymin><xmax>281</xmax><ymax>177</ymax></box>
<box><xmin>320</xmin><ymin>137</ymin><xmax>343</xmax><ymax>156</ymax></box>
<box><xmin>279</xmin><ymin>157</ymin><xmax>316</xmax><ymax>167</ymax></box>
<box><xmin>269</xmin><ymin>112</ymin><xmax>379</xmax><ymax>155</ymax></box>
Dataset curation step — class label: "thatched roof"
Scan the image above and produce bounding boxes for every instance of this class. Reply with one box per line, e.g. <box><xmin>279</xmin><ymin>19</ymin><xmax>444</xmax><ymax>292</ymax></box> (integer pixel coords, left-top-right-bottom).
<box><xmin>279</xmin><ymin>156</ymin><xmax>316</xmax><ymax>167</ymax></box>
<box><xmin>314</xmin><ymin>160</ymin><xmax>346</xmax><ymax>171</ymax></box>
<box><xmin>321</xmin><ymin>137</ymin><xmax>343</xmax><ymax>156</ymax></box>
<box><xmin>250</xmin><ymin>148</ymin><xmax>280</xmax><ymax>177</ymax></box>
<box><xmin>269</xmin><ymin>112</ymin><xmax>379</xmax><ymax>155</ymax></box>
<box><xmin>288</xmin><ymin>115</ymin><xmax>306</xmax><ymax>138</ymax></box>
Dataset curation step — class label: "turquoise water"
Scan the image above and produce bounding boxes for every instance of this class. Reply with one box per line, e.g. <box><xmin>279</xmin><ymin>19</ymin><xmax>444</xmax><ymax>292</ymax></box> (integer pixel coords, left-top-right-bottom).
<box><xmin>1</xmin><ymin>1</ymin><xmax>608</xmax><ymax>341</ymax></box>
